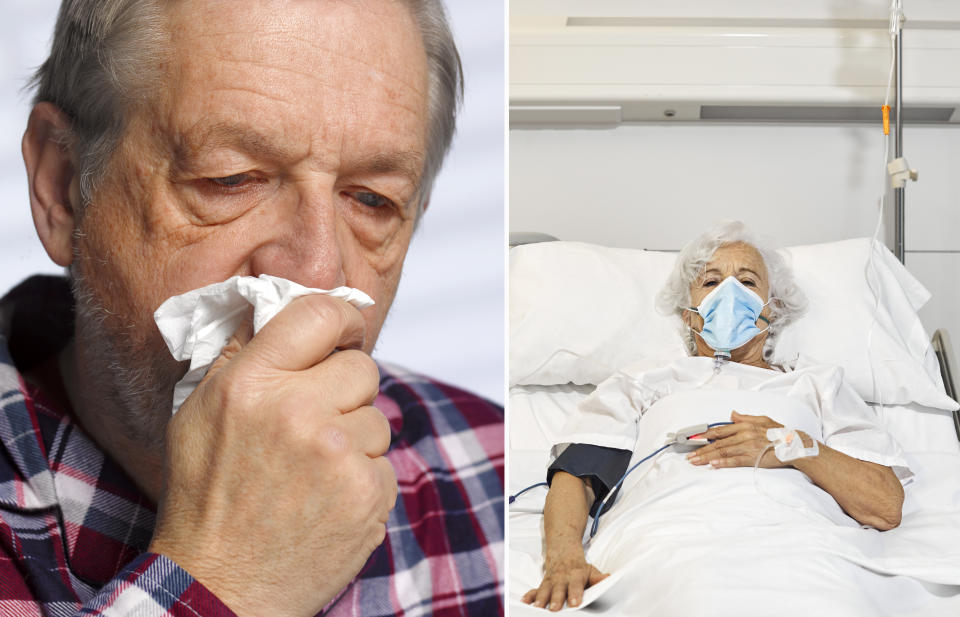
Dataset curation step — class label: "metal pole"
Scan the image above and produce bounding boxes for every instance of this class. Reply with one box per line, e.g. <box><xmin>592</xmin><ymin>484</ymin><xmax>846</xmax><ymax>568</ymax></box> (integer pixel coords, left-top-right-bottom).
<box><xmin>894</xmin><ymin>22</ymin><xmax>905</xmax><ymax>263</ymax></box>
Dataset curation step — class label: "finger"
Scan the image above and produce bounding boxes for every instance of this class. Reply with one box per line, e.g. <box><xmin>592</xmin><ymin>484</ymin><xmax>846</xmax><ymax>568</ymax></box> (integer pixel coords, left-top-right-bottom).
<box><xmin>702</xmin><ymin>437</ymin><xmax>763</xmax><ymax>460</ymax></box>
<box><xmin>371</xmin><ymin>455</ymin><xmax>398</xmax><ymax>512</ymax></box>
<box><xmin>731</xmin><ymin>411</ymin><xmax>780</xmax><ymax>428</ymax></box>
<box><xmin>702</xmin><ymin>423</ymin><xmax>746</xmax><ymax>440</ymax></box>
<box><xmin>242</xmin><ymin>294</ymin><xmax>366</xmax><ymax>372</ymax></box>
<box><xmin>202</xmin><ymin>311</ymin><xmax>254</xmax><ymax>383</ymax></box>
<box><xmin>709</xmin><ymin>454</ymin><xmax>756</xmax><ymax>468</ymax></box>
<box><xmin>567</xmin><ymin>574</ymin><xmax>585</xmax><ymax>608</ymax></box>
<box><xmin>692</xmin><ymin>431</ymin><xmax>757</xmax><ymax>459</ymax></box>
<box><xmin>534</xmin><ymin>581</ymin><xmax>553</xmax><ymax>609</ymax></box>
<box><xmin>336</xmin><ymin>405</ymin><xmax>392</xmax><ymax>457</ymax></box>
<box><xmin>587</xmin><ymin>565</ymin><xmax>610</xmax><ymax>586</ymax></box>
<box><xmin>303</xmin><ymin>348</ymin><xmax>381</xmax><ymax>412</ymax></box>
<box><xmin>688</xmin><ymin>432</ymin><xmax>755</xmax><ymax>464</ymax></box>
<box><xmin>522</xmin><ymin>588</ymin><xmax>538</xmax><ymax>604</ymax></box>
<box><xmin>549</xmin><ymin>581</ymin><xmax>568</xmax><ymax>611</ymax></box>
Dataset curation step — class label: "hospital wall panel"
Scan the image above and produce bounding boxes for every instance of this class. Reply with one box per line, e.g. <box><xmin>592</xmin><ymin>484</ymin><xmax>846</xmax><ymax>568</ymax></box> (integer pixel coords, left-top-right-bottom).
<box><xmin>903</xmin><ymin>126</ymin><xmax>960</xmax><ymax>252</ymax></box>
<box><xmin>511</xmin><ymin>124</ymin><xmax>890</xmax><ymax>248</ymax></box>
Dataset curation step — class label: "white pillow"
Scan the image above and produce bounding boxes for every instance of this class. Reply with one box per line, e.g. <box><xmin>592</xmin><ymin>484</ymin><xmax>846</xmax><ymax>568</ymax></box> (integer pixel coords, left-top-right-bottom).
<box><xmin>772</xmin><ymin>238</ymin><xmax>955</xmax><ymax>410</ymax></box>
<box><xmin>509</xmin><ymin>238</ymin><xmax>958</xmax><ymax>411</ymax></box>
<box><xmin>509</xmin><ymin>242</ymin><xmax>686</xmax><ymax>386</ymax></box>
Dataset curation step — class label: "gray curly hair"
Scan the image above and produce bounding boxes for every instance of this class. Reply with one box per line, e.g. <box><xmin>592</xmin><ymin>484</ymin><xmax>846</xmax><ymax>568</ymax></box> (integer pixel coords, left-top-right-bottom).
<box><xmin>28</xmin><ymin>0</ymin><xmax>463</xmax><ymax>219</ymax></box>
<box><xmin>656</xmin><ymin>221</ymin><xmax>808</xmax><ymax>362</ymax></box>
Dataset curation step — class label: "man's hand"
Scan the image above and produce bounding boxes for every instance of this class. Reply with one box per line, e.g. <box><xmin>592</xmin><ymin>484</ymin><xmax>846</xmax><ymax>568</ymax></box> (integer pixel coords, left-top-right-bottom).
<box><xmin>687</xmin><ymin>411</ymin><xmax>791</xmax><ymax>469</ymax></box>
<box><xmin>149</xmin><ymin>294</ymin><xmax>397</xmax><ymax>617</ymax></box>
<box><xmin>522</xmin><ymin>544</ymin><xmax>608</xmax><ymax>611</ymax></box>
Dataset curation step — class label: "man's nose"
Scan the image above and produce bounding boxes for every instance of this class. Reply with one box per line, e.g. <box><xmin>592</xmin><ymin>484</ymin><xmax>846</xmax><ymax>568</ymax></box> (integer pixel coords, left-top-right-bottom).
<box><xmin>248</xmin><ymin>186</ymin><xmax>347</xmax><ymax>289</ymax></box>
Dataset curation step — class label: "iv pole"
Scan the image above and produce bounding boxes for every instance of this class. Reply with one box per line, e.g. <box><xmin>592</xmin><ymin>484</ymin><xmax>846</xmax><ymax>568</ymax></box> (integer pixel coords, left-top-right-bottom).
<box><xmin>893</xmin><ymin>9</ymin><xmax>905</xmax><ymax>264</ymax></box>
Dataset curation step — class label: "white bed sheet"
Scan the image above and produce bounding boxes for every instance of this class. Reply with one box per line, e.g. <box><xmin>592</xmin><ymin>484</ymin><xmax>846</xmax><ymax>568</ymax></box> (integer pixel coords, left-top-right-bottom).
<box><xmin>508</xmin><ymin>384</ymin><xmax>960</xmax><ymax>616</ymax></box>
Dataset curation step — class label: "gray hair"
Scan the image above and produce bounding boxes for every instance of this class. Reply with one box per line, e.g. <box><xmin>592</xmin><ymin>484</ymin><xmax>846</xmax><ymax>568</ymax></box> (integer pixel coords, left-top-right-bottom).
<box><xmin>655</xmin><ymin>221</ymin><xmax>808</xmax><ymax>362</ymax></box>
<box><xmin>29</xmin><ymin>0</ymin><xmax>463</xmax><ymax>217</ymax></box>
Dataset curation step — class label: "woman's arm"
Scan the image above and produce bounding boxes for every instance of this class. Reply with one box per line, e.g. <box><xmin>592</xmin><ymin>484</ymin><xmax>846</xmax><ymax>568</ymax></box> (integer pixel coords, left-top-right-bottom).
<box><xmin>790</xmin><ymin>439</ymin><xmax>903</xmax><ymax>529</ymax></box>
<box><xmin>690</xmin><ymin>411</ymin><xmax>904</xmax><ymax>530</ymax></box>
<box><xmin>521</xmin><ymin>472</ymin><xmax>609</xmax><ymax>611</ymax></box>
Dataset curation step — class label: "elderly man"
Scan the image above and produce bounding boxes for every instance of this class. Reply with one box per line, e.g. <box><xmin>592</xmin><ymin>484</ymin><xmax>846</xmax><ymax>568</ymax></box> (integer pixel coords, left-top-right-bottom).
<box><xmin>0</xmin><ymin>1</ymin><xmax>504</xmax><ymax>616</ymax></box>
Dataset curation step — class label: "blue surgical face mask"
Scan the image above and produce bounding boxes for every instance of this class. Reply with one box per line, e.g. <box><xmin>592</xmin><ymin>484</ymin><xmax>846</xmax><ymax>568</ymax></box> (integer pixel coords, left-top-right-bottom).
<box><xmin>684</xmin><ymin>276</ymin><xmax>771</xmax><ymax>357</ymax></box>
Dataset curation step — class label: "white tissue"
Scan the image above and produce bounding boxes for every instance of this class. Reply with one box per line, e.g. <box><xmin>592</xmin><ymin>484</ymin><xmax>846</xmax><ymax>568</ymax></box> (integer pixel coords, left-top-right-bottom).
<box><xmin>154</xmin><ymin>274</ymin><xmax>375</xmax><ymax>415</ymax></box>
<box><xmin>766</xmin><ymin>427</ymin><xmax>820</xmax><ymax>462</ymax></box>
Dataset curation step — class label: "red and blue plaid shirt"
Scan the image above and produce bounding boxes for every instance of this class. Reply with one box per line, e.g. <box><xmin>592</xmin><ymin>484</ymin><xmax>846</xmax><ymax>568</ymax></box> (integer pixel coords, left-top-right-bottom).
<box><xmin>0</xmin><ymin>277</ymin><xmax>504</xmax><ymax>616</ymax></box>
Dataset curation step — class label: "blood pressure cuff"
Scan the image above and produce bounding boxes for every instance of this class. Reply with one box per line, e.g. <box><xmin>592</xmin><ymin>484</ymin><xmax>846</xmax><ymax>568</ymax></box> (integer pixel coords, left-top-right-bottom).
<box><xmin>547</xmin><ymin>443</ymin><xmax>633</xmax><ymax>517</ymax></box>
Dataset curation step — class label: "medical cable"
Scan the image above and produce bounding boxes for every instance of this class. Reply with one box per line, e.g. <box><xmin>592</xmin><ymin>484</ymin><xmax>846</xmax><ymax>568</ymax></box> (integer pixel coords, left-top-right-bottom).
<box><xmin>588</xmin><ymin>420</ymin><xmax>734</xmax><ymax>539</ymax></box>
<box><xmin>508</xmin><ymin>482</ymin><xmax>548</xmax><ymax>505</ymax></box>
<box><xmin>751</xmin><ymin>436</ymin><xmax>839</xmax><ymax>527</ymax></box>
<box><xmin>752</xmin><ymin>443</ymin><xmax>808</xmax><ymax>515</ymax></box>
<box><xmin>507</xmin><ymin>421</ymin><xmax>736</xmax><ymax>534</ymax></box>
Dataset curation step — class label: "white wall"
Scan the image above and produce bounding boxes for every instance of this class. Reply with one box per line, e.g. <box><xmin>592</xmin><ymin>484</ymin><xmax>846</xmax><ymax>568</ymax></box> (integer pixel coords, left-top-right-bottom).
<box><xmin>510</xmin><ymin>123</ymin><xmax>960</xmax><ymax>377</ymax></box>
<box><xmin>0</xmin><ymin>2</ymin><xmax>505</xmax><ymax>404</ymax></box>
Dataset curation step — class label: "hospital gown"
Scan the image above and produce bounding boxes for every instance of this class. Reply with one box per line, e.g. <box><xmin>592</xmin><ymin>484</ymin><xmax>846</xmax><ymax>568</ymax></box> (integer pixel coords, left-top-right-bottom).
<box><xmin>548</xmin><ymin>355</ymin><xmax>912</xmax><ymax>519</ymax></box>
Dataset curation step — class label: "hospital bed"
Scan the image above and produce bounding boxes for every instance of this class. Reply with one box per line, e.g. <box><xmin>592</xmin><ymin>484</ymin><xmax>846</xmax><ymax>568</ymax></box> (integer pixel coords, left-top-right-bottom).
<box><xmin>507</xmin><ymin>236</ymin><xmax>960</xmax><ymax>616</ymax></box>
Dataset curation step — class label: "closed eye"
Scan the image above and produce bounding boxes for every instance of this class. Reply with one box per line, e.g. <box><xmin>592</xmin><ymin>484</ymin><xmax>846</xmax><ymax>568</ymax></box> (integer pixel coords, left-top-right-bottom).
<box><xmin>209</xmin><ymin>173</ymin><xmax>255</xmax><ymax>189</ymax></box>
<box><xmin>350</xmin><ymin>191</ymin><xmax>393</xmax><ymax>209</ymax></box>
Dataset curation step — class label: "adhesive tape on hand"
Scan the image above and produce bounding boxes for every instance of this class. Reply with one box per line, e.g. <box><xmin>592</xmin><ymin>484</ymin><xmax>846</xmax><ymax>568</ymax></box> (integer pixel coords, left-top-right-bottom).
<box><xmin>766</xmin><ymin>428</ymin><xmax>819</xmax><ymax>463</ymax></box>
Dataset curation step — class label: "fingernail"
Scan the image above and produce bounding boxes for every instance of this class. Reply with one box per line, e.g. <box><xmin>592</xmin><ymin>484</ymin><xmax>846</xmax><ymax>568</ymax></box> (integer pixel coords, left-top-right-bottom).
<box><xmin>570</xmin><ymin>598</ymin><xmax>580</xmax><ymax>607</ymax></box>
<box><xmin>688</xmin><ymin>455</ymin><xmax>700</xmax><ymax>464</ymax></box>
<box><xmin>550</xmin><ymin>602</ymin><xmax>559</xmax><ymax>610</ymax></box>
<box><xmin>710</xmin><ymin>460</ymin><xmax>720</xmax><ymax>467</ymax></box>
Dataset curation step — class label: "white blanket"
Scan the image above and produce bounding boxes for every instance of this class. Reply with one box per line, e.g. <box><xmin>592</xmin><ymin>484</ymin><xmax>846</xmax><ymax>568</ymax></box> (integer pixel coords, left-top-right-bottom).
<box><xmin>509</xmin><ymin>383</ymin><xmax>960</xmax><ymax>616</ymax></box>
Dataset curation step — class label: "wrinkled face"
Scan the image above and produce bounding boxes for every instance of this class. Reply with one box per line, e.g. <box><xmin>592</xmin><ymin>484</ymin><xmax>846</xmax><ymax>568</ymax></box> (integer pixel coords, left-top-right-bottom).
<box><xmin>684</xmin><ymin>242</ymin><xmax>772</xmax><ymax>358</ymax></box>
<box><xmin>70</xmin><ymin>0</ymin><xmax>429</xmax><ymax>441</ymax></box>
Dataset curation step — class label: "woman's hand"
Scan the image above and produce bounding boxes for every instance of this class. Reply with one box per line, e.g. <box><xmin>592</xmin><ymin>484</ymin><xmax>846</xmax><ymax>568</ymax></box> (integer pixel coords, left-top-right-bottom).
<box><xmin>522</xmin><ymin>544</ymin><xmax>609</xmax><ymax>611</ymax></box>
<box><xmin>686</xmin><ymin>411</ymin><xmax>802</xmax><ymax>469</ymax></box>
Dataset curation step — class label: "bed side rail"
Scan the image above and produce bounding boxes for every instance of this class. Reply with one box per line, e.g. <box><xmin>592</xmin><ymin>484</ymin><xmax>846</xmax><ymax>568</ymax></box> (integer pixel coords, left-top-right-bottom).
<box><xmin>509</xmin><ymin>232</ymin><xmax>559</xmax><ymax>248</ymax></box>
<box><xmin>931</xmin><ymin>329</ymin><xmax>960</xmax><ymax>442</ymax></box>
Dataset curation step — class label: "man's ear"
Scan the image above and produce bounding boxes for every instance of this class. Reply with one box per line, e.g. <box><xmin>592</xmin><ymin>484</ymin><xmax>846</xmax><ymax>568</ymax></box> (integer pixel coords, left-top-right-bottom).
<box><xmin>22</xmin><ymin>102</ymin><xmax>79</xmax><ymax>267</ymax></box>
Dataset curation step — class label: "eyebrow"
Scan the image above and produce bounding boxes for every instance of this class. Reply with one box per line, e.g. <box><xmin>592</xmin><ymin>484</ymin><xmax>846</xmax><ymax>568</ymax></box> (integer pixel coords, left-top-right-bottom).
<box><xmin>173</xmin><ymin>121</ymin><xmax>426</xmax><ymax>189</ymax></box>
<box><xmin>702</xmin><ymin>267</ymin><xmax>761</xmax><ymax>278</ymax></box>
<box><xmin>350</xmin><ymin>151</ymin><xmax>426</xmax><ymax>192</ymax></box>
<box><xmin>174</xmin><ymin>121</ymin><xmax>296</xmax><ymax>167</ymax></box>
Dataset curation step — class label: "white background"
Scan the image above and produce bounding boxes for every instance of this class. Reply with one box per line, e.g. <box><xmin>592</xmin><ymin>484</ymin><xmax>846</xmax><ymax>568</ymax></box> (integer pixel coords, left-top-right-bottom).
<box><xmin>0</xmin><ymin>2</ymin><xmax>505</xmax><ymax>404</ymax></box>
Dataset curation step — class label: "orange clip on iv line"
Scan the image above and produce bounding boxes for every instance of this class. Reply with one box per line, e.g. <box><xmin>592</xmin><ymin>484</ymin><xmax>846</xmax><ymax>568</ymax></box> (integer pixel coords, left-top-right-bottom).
<box><xmin>882</xmin><ymin>105</ymin><xmax>890</xmax><ymax>135</ymax></box>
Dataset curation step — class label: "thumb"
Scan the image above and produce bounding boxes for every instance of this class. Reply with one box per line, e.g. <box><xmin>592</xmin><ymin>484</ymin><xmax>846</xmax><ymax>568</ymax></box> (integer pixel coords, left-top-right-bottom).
<box><xmin>201</xmin><ymin>311</ymin><xmax>254</xmax><ymax>385</ymax></box>
<box><xmin>587</xmin><ymin>564</ymin><xmax>610</xmax><ymax>587</ymax></box>
<box><xmin>731</xmin><ymin>410</ymin><xmax>742</xmax><ymax>421</ymax></box>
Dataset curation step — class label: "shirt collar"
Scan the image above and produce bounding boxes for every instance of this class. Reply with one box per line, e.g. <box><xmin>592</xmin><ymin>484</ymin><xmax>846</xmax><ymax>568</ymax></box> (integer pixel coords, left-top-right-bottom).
<box><xmin>1</xmin><ymin>276</ymin><xmax>157</xmax><ymax>587</ymax></box>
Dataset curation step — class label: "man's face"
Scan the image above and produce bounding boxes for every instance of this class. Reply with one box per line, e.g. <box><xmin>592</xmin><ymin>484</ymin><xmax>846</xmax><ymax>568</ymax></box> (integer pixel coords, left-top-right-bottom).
<box><xmin>70</xmin><ymin>0</ymin><xmax>429</xmax><ymax>437</ymax></box>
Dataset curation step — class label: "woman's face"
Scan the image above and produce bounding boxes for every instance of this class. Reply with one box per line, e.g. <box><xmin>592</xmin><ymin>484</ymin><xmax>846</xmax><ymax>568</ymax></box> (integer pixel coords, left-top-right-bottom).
<box><xmin>684</xmin><ymin>242</ymin><xmax>773</xmax><ymax>363</ymax></box>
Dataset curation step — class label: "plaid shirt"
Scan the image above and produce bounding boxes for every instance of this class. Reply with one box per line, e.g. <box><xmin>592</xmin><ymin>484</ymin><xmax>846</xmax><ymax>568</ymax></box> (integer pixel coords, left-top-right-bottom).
<box><xmin>0</xmin><ymin>276</ymin><xmax>504</xmax><ymax>616</ymax></box>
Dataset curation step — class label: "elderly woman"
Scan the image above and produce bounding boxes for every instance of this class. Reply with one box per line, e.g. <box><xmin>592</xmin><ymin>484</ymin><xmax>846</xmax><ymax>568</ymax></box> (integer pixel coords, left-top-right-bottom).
<box><xmin>522</xmin><ymin>222</ymin><xmax>907</xmax><ymax>612</ymax></box>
